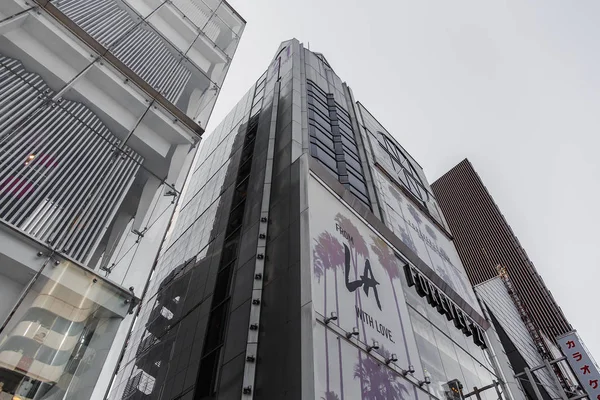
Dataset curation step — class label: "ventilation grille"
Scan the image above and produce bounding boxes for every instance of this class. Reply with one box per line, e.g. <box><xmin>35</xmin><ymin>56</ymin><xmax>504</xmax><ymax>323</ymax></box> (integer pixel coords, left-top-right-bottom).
<box><xmin>0</xmin><ymin>54</ymin><xmax>143</xmax><ymax>264</ymax></box>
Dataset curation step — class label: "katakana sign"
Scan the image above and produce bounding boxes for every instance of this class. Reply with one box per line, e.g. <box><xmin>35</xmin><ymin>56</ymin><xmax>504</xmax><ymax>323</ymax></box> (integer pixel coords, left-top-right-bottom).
<box><xmin>558</xmin><ymin>332</ymin><xmax>600</xmax><ymax>400</ymax></box>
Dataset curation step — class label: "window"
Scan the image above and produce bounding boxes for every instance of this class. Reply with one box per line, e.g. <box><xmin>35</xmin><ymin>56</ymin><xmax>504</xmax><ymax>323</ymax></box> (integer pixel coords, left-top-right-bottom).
<box><xmin>376</xmin><ymin>131</ymin><xmax>429</xmax><ymax>204</ymax></box>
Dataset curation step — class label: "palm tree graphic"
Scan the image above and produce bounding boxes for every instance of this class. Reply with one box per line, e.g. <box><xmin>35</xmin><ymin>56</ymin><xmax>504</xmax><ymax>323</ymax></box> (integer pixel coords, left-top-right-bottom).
<box><xmin>334</xmin><ymin>213</ymin><xmax>370</xmax><ymax>397</ymax></box>
<box><xmin>370</xmin><ymin>236</ymin><xmax>412</xmax><ymax>366</ymax></box>
<box><xmin>398</xmin><ymin>227</ymin><xmax>418</xmax><ymax>255</ymax></box>
<box><xmin>385</xmin><ymin>185</ymin><xmax>420</xmax><ymax>259</ymax></box>
<box><xmin>407</xmin><ymin>204</ymin><xmax>422</xmax><ymax>226</ymax></box>
<box><xmin>388</xmin><ymin>185</ymin><xmax>404</xmax><ymax>204</ymax></box>
<box><xmin>425</xmin><ymin>225</ymin><xmax>437</xmax><ymax>241</ymax></box>
<box><xmin>333</xmin><ymin>213</ymin><xmax>370</xmax><ymax>323</ymax></box>
<box><xmin>314</xmin><ymin>231</ymin><xmax>345</xmax><ymax>395</ymax></box>
<box><xmin>354</xmin><ymin>345</ymin><xmax>409</xmax><ymax>400</ymax></box>
<box><xmin>322</xmin><ymin>391</ymin><xmax>341</xmax><ymax>400</ymax></box>
<box><xmin>428</xmin><ymin>230</ymin><xmax>476</xmax><ymax>306</ymax></box>
<box><xmin>407</xmin><ymin>203</ymin><xmax>441</xmax><ymax>276</ymax></box>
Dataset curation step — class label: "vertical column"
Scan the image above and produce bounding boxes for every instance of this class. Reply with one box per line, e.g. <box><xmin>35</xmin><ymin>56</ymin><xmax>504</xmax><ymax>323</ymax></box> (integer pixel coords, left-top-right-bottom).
<box><xmin>240</xmin><ymin>81</ymin><xmax>280</xmax><ymax>398</ymax></box>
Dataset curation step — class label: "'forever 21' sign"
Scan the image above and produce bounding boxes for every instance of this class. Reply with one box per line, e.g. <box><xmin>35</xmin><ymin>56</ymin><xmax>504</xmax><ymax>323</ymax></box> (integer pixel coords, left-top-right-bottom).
<box><xmin>404</xmin><ymin>263</ymin><xmax>487</xmax><ymax>350</ymax></box>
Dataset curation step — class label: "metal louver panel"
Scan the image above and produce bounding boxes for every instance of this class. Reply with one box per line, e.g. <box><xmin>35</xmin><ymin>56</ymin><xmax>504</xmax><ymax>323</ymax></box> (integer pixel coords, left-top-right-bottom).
<box><xmin>170</xmin><ymin>0</ymin><xmax>220</xmax><ymax>42</ymax></box>
<box><xmin>56</xmin><ymin>0</ymin><xmax>192</xmax><ymax>104</ymax></box>
<box><xmin>0</xmin><ymin>54</ymin><xmax>143</xmax><ymax>265</ymax></box>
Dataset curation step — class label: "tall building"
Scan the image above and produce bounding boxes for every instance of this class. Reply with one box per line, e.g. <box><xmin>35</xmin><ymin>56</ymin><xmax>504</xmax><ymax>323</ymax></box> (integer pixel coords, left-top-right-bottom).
<box><xmin>431</xmin><ymin>159</ymin><xmax>578</xmax><ymax>399</ymax></box>
<box><xmin>0</xmin><ymin>0</ymin><xmax>244</xmax><ymax>399</ymax></box>
<box><xmin>110</xmin><ymin>39</ymin><xmax>521</xmax><ymax>400</ymax></box>
<box><xmin>475</xmin><ymin>277</ymin><xmax>566</xmax><ymax>400</ymax></box>
<box><xmin>431</xmin><ymin>159</ymin><xmax>571</xmax><ymax>343</ymax></box>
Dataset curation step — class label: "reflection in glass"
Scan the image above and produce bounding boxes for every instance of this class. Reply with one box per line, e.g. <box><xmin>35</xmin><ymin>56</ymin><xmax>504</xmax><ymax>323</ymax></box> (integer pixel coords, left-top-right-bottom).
<box><xmin>0</xmin><ymin>261</ymin><xmax>129</xmax><ymax>399</ymax></box>
<box><xmin>433</xmin><ymin>329</ymin><xmax>467</xmax><ymax>395</ymax></box>
<box><xmin>108</xmin><ymin>84</ymin><xmax>258</xmax><ymax>399</ymax></box>
<box><xmin>409</xmin><ymin>308</ymin><xmax>447</xmax><ymax>399</ymax></box>
<box><xmin>407</xmin><ymin>305</ymin><xmax>501</xmax><ymax>400</ymax></box>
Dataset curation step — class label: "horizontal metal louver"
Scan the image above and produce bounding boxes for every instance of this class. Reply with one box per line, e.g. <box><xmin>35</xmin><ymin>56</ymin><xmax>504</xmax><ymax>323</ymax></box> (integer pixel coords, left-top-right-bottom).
<box><xmin>170</xmin><ymin>0</ymin><xmax>220</xmax><ymax>42</ymax></box>
<box><xmin>0</xmin><ymin>54</ymin><xmax>143</xmax><ymax>265</ymax></box>
<box><xmin>56</xmin><ymin>0</ymin><xmax>192</xmax><ymax>104</ymax></box>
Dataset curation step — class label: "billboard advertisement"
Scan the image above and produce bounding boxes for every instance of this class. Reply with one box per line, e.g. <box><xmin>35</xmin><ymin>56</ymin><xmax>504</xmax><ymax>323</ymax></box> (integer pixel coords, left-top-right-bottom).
<box><xmin>373</xmin><ymin>169</ymin><xmax>480</xmax><ymax>312</ymax></box>
<box><xmin>558</xmin><ymin>332</ymin><xmax>600</xmax><ymax>400</ymax></box>
<box><xmin>309</xmin><ymin>175</ymin><xmax>426</xmax><ymax>400</ymax></box>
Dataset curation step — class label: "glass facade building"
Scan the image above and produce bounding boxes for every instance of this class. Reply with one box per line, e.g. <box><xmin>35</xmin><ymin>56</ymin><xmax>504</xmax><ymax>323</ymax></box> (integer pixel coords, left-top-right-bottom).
<box><xmin>0</xmin><ymin>0</ymin><xmax>244</xmax><ymax>398</ymax></box>
<box><xmin>475</xmin><ymin>278</ymin><xmax>565</xmax><ymax>400</ymax></box>
<box><xmin>112</xmin><ymin>39</ymin><xmax>520</xmax><ymax>400</ymax></box>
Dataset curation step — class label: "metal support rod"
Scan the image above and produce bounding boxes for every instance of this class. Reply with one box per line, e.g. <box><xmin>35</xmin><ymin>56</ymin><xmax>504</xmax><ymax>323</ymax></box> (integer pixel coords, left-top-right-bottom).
<box><xmin>464</xmin><ymin>381</ymin><xmax>501</xmax><ymax>398</ymax></box>
<box><xmin>0</xmin><ymin>252</ymin><xmax>54</xmax><ymax>334</ymax></box>
<box><xmin>474</xmin><ymin>387</ymin><xmax>482</xmax><ymax>400</ymax></box>
<box><xmin>543</xmin><ymin>359</ymin><xmax>568</xmax><ymax>400</ymax></box>
<box><xmin>515</xmin><ymin>357</ymin><xmax>567</xmax><ymax>377</ymax></box>
<box><xmin>568</xmin><ymin>394</ymin><xmax>589</xmax><ymax>400</ymax></box>
<box><xmin>494</xmin><ymin>381</ymin><xmax>502</xmax><ymax>400</ymax></box>
<box><xmin>524</xmin><ymin>367</ymin><xmax>544</xmax><ymax>400</ymax></box>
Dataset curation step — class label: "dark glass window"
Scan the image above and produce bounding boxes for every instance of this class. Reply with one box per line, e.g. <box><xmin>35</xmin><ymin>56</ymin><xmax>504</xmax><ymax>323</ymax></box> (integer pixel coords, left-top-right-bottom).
<box><xmin>349</xmin><ymin>186</ymin><xmax>370</xmax><ymax>207</ymax></box>
<box><xmin>309</xmin><ymin>125</ymin><xmax>334</xmax><ymax>149</ymax></box>
<box><xmin>348</xmin><ymin>171</ymin><xmax>368</xmax><ymax>194</ymax></box>
<box><xmin>344</xmin><ymin>153</ymin><xmax>362</xmax><ymax>173</ymax></box>
<box><xmin>310</xmin><ymin>144</ymin><xmax>338</xmax><ymax>174</ymax></box>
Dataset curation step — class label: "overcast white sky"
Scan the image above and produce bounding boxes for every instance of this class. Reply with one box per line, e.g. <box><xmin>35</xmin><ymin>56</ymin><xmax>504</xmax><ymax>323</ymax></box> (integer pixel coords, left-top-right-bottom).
<box><xmin>209</xmin><ymin>0</ymin><xmax>600</xmax><ymax>359</ymax></box>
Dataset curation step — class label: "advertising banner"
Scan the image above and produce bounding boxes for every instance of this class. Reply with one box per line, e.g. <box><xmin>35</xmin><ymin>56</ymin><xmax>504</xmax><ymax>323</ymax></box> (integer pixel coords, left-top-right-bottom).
<box><xmin>373</xmin><ymin>169</ymin><xmax>480</xmax><ymax>312</ymax></box>
<box><xmin>309</xmin><ymin>176</ymin><xmax>425</xmax><ymax>400</ymax></box>
<box><xmin>558</xmin><ymin>332</ymin><xmax>600</xmax><ymax>400</ymax></box>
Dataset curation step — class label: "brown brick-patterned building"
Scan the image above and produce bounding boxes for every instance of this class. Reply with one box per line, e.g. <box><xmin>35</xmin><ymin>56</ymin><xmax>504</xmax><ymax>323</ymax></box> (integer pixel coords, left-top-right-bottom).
<box><xmin>431</xmin><ymin>159</ymin><xmax>572</xmax><ymax>343</ymax></box>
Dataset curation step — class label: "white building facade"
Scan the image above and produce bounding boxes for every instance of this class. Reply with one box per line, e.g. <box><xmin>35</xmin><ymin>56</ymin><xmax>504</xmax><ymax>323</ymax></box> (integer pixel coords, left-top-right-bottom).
<box><xmin>0</xmin><ymin>0</ymin><xmax>244</xmax><ymax>398</ymax></box>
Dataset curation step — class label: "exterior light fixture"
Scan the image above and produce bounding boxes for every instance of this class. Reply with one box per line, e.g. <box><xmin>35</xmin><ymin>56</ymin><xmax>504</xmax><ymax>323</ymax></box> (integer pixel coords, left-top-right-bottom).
<box><xmin>402</xmin><ymin>364</ymin><xmax>415</xmax><ymax>376</ymax></box>
<box><xmin>418</xmin><ymin>377</ymin><xmax>431</xmax><ymax>387</ymax></box>
<box><xmin>367</xmin><ymin>341</ymin><xmax>380</xmax><ymax>352</ymax></box>
<box><xmin>419</xmin><ymin>370</ymin><xmax>432</xmax><ymax>387</ymax></box>
<box><xmin>385</xmin><ymin>353</ymin><xmax>398</xmax><ymax>365</ymax></box>
<box><xmin>346</xmin><ymin>327</ymin><xmax>359</xmax><ymax>339</ymax></box>
<box><xmin>325</xmin><ymin>312</ymin><xmax>338</xmax><ymax>324</ymax></box>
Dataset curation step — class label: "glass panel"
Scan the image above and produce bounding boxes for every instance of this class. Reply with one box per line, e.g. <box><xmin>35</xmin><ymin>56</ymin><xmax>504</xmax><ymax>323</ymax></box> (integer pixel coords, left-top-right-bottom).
<box><xmin>0</xmin><ymin>49</ymin><xmax>191</xmax><ymax>299</ymax></box>
<box><xmin>52</xmin><ymin>0</ymin><xmax>221</xmax><ymax>124</ymax></box>
<box><xmin>432</xmin><ymin>329</ymin><xmax>467</xmax><ymax>389</ymax></box>
<box><xmin>455</xmin><ymin>346</ymin><xmax>483</xmax><ymax>394</ymax></box>
<box><xmin>170</xmin><ymin>0</ymin><xmax>217</xmax><ymax>32</ymax></box>
<box><xmin>110</xmin><ymin>20</ymin><xmax>218</xmax><ymax>121</ymax></box>
<box><xmin>172</xmin><ymin>0</ymin><xmax>243</xmax><ymax>81</ymax></box>
<box><xmin>108</xmin><ymin>78</ymin><xmax>260</xmax><ymax>400</ymax></box>
<box><xmin>409</xmin><ymin>308</ymin><xmax>447</xmax><ymax>400</ymax></box>
<box><xmin>214</xmin><ymin>2</ymin><xmax>244</xmax><ymax>36</ymax></box>
<box><xmin>0</xmin><ymin>259</ymin><xmax>130</xmax><ymax>399</ymax></box>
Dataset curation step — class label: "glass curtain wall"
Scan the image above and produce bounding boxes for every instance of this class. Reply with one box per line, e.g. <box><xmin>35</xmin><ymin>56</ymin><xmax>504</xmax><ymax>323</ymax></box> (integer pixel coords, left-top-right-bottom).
<box><xmin>400</xmin><ymin>269</ymin><xmax>501</xmax><ymax>400</ymax></box>
<box><xmin>0</xmin><ymin>257</ymin><xmax>131</xmax><ymax>399</ymax></box>
<box><xmin>108</xmin><ymin>72</ymin><xmax>267</xmax><ymax>399</ymax></box>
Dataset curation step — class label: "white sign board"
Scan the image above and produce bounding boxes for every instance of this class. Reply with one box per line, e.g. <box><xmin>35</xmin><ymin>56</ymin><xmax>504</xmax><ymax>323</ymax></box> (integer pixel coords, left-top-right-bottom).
<box><xmin>309</xmin><ymin>176</ymin><xmax>425</xmax><ymax>400</ymax></box>
<box><xmin>373</xmin><ymin>169</ymin><xmax>480</xmax><ymax>312</ymax></box>
<box><xmin>558</xmin><ymin>332</ymin><xmax>600</xmax><ymax>400</ymax></box>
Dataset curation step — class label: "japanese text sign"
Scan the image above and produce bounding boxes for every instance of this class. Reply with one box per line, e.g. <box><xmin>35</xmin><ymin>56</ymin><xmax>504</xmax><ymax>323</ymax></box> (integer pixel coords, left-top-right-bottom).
<box><xmin>558</xmin><ymin>332</ymin><xmax>600</xmax><ymax>400</ymax></box>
